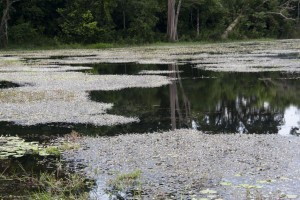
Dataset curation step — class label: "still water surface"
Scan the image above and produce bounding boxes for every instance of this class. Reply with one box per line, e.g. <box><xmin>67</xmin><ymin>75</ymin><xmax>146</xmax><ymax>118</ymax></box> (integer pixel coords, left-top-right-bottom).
<box><xmin>1</xmin><ymin>63</ymin><xmax>299</xmax><ymax>137</ymax></box>
<box><xmin>88</xmin><ymin>63</ymin><xmax>300</xmax><ymax>136</ymax></box>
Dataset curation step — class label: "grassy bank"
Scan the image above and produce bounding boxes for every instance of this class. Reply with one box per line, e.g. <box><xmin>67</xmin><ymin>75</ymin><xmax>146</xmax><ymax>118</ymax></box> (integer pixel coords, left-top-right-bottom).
<box><xmin>0</xmin><ymin>38</ymin><xmax>277</xmax><ymax>51</ymax></box>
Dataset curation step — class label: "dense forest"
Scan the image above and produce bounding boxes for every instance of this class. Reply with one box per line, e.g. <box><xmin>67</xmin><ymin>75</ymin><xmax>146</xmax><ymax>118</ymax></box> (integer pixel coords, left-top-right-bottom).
<box><xmin>1</xmin><ymin>0</ymin><xmax>300</xmax><ymax>48</ymax></box>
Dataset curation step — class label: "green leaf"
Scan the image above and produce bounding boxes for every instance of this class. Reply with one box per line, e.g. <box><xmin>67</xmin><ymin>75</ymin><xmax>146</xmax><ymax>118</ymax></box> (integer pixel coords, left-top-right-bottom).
<box><xmin>257</xmin><ymin>179</ymin><xmax>276</xmax><ymax>184</ymax></box>
<box><xmin>220</xmin><ymin>181</ymin><xmax>232</xmax><ymax>186</ymax></box>
<box><xmin>200</xmin><ymin>189</ymin><xmax>218</xmax><ymax>194</ymax></box>
<box><xmin>286</xmin><ymin>195</ymin><xmax>298</xmax><ymax>199</ymax></box>
<box><xmin>237</xmin><ymin>184</ymin><xmax>262</xmax><ymax>189</ymax></box>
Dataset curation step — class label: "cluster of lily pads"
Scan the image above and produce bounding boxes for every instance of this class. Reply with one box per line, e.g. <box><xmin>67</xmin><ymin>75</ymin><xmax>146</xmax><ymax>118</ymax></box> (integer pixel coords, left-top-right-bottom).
<box><xmin>0</xmin><ymin>136</ymin><xmax>39</xmax><ymax>159</ymax></box>
<box><xmin>0</xmin><ymin>136</ymin><xmax>69</xmax><ymax>159</ymax></box>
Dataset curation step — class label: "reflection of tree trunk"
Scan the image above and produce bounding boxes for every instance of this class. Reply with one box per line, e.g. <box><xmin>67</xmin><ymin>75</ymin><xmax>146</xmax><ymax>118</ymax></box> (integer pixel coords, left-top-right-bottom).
<box><xmin>221</xmin><ymin>14</ymin><xmax>243</xmax><ymax>39</ymax></box>
<box><xmin>169</xmin><ymin>64</ymin><xmax>192</xmax><ymax>130</ymax></box>
<box><xmin>169</xmin><ymin>64</ymin><xmax>177</xmax><ymax>130</ymax></box>
<box><xmin>175</xmin><ymin>64</ymin><xmax>191</xmax><ymax>125</ymax></box>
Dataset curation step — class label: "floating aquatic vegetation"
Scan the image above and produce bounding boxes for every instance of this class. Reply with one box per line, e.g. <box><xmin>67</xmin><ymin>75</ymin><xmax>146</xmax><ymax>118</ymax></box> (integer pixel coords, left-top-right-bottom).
<box><xmin>199</xmin><ymin>189</ymin><xmax>218</xmax><ymax>194</ymax></box>
<box><xmin>0</xmin><ymin>136</ymin><xmax>83</xmax><ymax>159</ymax></box>
<box><xmin>0</xmin><ymin>136</ymin><xmax>64</xmax><ymax>159</ymax></box>
<box><xmin>1</xmin><ymin>39</ymin><xmax>299</xmax><ymax>126</ymax></box>
<box><xmin>0</xmin><ymin>65</ymin><xmax>92</xmax><ymax>72</ymax></box>
<box><xmin>256</xmin><ymin>179</ymin><xmax>276</xmax><ymax>184</ymax></box>
<box><xmin>0</xmin><ymin>136</ymin><xmax>39</xmax><ymax>159</ymax></box>
<box><xmin>0</xmin><ymin>64</ymin><xmax>169</xmax><ymax>126</ymax></box>
<box><xmin>237</xmin><ymin>183</ymin><xmax>263</xmax><ymax>189</ymax></box>
<box><xmin>64</xmin><ymin>130</ymin><xmax>300</xmax><ymax>199</ymax></box>
<box><xmin>0</xmin><ymin>100</ymin><xmax>139</xmax><ymax>126</ymax></box>
<box><xmin>285</xmin><ymin>194</ymin><xmax>298</xmax><ymax>199</ymax></box>
<box><xmin>220</xmin><ymin>181</ymin><xmax>232</xmax><ymax>186</ymax></box>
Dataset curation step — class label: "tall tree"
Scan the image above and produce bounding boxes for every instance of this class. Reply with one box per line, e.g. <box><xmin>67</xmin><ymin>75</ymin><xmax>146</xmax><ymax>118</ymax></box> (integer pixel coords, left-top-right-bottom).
<box><xmin>221</xmin><ymin>0</ymin><xmax>298</xmax><ymax>39</ymax></box>
<box><xmin>167</xmin><ymin>0</ymin><xmax>182</xmax><ymax>41</ymax></box>
<box><xmin>0</xmin><ymin>0</ymin><xmax>20</xmax><ymax>48</ymax></box>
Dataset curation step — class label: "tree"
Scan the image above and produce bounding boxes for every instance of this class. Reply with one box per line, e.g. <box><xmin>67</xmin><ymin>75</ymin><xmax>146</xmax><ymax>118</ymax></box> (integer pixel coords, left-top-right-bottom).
<box><xmin>0</xmin><ymin>0</ymin><xmax>20</xmax><ymax>48</ymax></box>
<box><xmin>221</xmin><ymin>0</ymin><xmax>299</xmax><ymax>39</ymax></box>
<box><xmin>182</xmin><ymin>0</ymin><xmax>223</xmax><ymax>38</ymax></box>
<box><xmin>167</xmin><ymin>0</ymin><xmax>182</xmax><ymax>41</ymax></box>
<box><xmin>57</xmin><ymin>0</ymin><xmax>116</xmax><ymax>43</ymax></box>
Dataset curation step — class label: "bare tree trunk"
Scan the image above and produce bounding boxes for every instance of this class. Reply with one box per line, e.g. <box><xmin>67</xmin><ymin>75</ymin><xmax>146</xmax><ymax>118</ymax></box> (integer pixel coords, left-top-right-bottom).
<box><xmin>167</xmin><ymin>0</ymin><xmax>175</xmax><ymax>40</ymax></box>
<box><xmin>0</xmin><ymin>0</ymin><xmax>9</xmax><ymax>48</ymax></box>
<box><xmin>0</xmin><ymin>0</ymin><xmax>20</xmax><ymax>48</ymax></box>
<box><xmin>298</xmin><ymin>0</ymin><xmax>300</xmax><ymax>22</ymax></box>
<box><xmin>123</xmin><ymin>10</ymin><xmax>126</xmax><ymax>30</ymax></box>
<box><xmin>167</xmin><ymin>0</ymin><xmax>182</xmax><ymax>41</ymax></box>
<box><xmin>196</xmin><ymin>8</ymin><xmax>200</xmax><ymax>37</ymax></box>
<box><xmin>221</xmin><ymin>14</ymin><xmax>243</xmax><ymax>40</ymax></box>
<box><xmin>173</xmin><ymin>0</ymin><xmax>181</xmax><ymax>41</ymax></box>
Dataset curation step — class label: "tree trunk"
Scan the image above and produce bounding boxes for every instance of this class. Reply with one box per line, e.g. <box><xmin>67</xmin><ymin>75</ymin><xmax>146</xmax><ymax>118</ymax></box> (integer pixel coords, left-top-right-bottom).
<box><xmin>167</xmin><ymin>0</ymin><xmax>182</xmax><ymax>42</ymax></box>
<box><xmin>123</xmin><ymin>10</ymin><xmax>126</xmax><ymax>30</ymax></box>
<box><xmin>298</xmin><ymin>0</ymin><xmax>300</xmax><ymax>22</ymax></box>
<box><xmin>0</xmin><ymin>0</ymin><xmax>19</xmax><ymax>48</ymax></box>
<box><xmin>196</xmin><ymin>8</ymin><xmax>199</xmax><ymax>37</ymax></box>
<box><xmin>221</xmin><ymin>14</ymin><xmax>243</xmax><ymax>40</ymax></box>
<box><xmin>0</xmin><ymin>0</ymin><xmax>10</xmax><ymax>48</ymax></box>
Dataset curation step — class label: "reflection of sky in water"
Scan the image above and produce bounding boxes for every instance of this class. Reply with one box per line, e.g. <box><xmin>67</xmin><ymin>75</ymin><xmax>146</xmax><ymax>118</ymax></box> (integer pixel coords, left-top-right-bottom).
<box><xmin>278</xmin><ymin>105</ymin><xmax>300</xmax><ymax>136</ymax></box>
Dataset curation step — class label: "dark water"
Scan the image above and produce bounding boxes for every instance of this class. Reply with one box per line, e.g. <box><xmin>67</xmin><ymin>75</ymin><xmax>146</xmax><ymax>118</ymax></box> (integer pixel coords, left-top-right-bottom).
<box><xmin>1</xmin><ymin>63</ymin><xmax>299</xmax><ymax>137</ymax></box>
<box><xmin>85</xmin><ymin>63</ymin><xmax>300</xmax><ymax>136</ymax></box>
<box><xmin>0</xmin><ymin>81</ymin><xmax>20</xmax><ymax>89</ymax></box>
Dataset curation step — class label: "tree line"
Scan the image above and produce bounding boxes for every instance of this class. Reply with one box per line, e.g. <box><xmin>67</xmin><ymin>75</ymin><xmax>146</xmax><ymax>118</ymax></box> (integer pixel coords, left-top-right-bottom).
<box><xmin>1</xmin><ymin>0</ymin><xmax>300</xmax><ymax>48</ymax></box>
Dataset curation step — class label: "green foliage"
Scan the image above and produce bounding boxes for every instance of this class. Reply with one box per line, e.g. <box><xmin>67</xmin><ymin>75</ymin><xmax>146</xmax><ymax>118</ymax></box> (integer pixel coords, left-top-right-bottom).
<box><xmin>107</xmin><ymin>170</ymin><xmax>143</xmax><ymax>198</ymax></box>
<box><xmin>57</xmin><ymin>0</ymin><xmax>116</xmax><ymax>43</ymax></box>
<box><xmin>30</xmin><ymin>172</ymin><xmax>91</xmax><ymax>200</ymax></box>
<box><xmin>9</xmin><ymin>23</ymin><xmax>39</xmax><ymax>44</ymax></box>
<box><xmin>2</xmin><ymin>0</ymin><xmax>300</xmax><ymax>47</ymax></box>
<box><xmin>127</xmin><ymin>0</ymin><xmax>160</xmax><ymax>43</ymax></box>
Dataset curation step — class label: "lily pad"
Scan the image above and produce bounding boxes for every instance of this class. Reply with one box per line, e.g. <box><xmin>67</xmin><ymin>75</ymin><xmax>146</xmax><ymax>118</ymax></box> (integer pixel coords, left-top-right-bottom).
<box><xmin>257</xmin><ymin>179</ymin><xmax>276</xmax><ymax>184</ymax></box>
<box><xmin>237</xmin><ymin>184</ymin><xmax>263</xmax><ymax>189</ymax></box>
<box><xmin>38</xmin><ymin>150</ymin><xmax>50</xmax><ymax>156</ymax></box>
<box><xmin>207</xmin><ymin>195</ymin><xmax>218</xmax><ymax>198</ymax></box>
<box><xmin>200</xmin><ymin>189</ymin><xmax>218</xmax><ymax>194</ymax></box>
<box><xmin>286</xmin><ymin>195</ymin><xmax>298</xmax><ymax>199</ymax></box>
<box><xmin>220</xmin><ymin>181</ymin><xmax>232</xmax><ymax>186</ymax></box>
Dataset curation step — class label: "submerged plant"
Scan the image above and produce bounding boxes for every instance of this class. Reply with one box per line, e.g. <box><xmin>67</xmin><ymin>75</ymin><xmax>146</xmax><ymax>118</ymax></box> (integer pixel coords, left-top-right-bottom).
<box><xmin>106</xmin><ymin>170</ymin><xmax>143</xmax><ymax>199</ymax></box>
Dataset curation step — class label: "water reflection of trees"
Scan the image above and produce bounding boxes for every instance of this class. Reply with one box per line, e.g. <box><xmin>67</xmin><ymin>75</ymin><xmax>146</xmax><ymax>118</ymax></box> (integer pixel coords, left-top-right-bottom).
<box><xmin>87</xmin><ymin>64</ymin><xmax>299</xmax><ymax>135</ymax></box>
<box><xmin>199</xmin><ymin>96</ymin><xmax>285</xmax><ymax>134</ymax></box>
<box><xmin>169</xmin><ymin>64</ymin><xmax>191</xmax><ymax>130</ymax></box>
<box><xmin>169</xmin><ymin>64</ymin><xmax>298</xmax><ymax>134</ymax></box>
